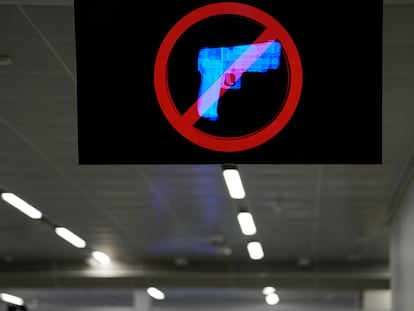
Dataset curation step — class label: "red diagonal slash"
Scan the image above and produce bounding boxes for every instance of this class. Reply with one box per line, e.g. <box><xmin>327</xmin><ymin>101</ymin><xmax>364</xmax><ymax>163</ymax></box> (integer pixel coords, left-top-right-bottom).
<box><xmin>181</xmin><ymin>26</ymin><xmax>280</xmax><ymax>127</ymax></box>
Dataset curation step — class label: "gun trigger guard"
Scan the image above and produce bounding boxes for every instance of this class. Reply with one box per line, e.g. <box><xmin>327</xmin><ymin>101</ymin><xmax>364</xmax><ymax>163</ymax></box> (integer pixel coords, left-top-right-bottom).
<box><xmin>222</xmin><ymin>73</ymin><xmax>235</xmax><ymax>88</ymax></box>
<box><xmin>223</xmin><ymin>71</ymin><xmax>242</xmax><ymax>89</ymax></box>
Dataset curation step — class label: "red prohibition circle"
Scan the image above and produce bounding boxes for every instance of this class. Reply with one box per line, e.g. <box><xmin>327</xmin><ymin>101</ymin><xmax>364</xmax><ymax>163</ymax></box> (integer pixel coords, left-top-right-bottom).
<box><xmin>154</xmin><ymin>2</ymin><xmax>303</xmax><ymax>152</ymax></box>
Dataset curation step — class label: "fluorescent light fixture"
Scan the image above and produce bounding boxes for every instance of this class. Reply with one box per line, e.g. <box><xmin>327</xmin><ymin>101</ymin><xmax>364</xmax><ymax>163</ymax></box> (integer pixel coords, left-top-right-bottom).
<box><xmin>146</xmin><ymin>287</ymin><xmax>165</xmax><ymax>300</ymax></box>
<box><xmin>265</xmin><ymin>292</ymin><xmax>280</xmax><ymax>305</ymax></box>
<box><xmin>1</xmin><ymin>192</ymin><xmax>42</xmax><ymax>219</ymax></box>
<box><xmin>262</xmin><ymin>286</ymin><xmax>276</xmax><ymax>295</ymax></box>
<box><xmin>247</xmin><ymin>241</ymin><xmax>264</xmax><ymax>260</ymax></box>
<box><xmin>223</xmin><ymin>167</ymin><xmax>245</xmax><ymax>199</ymax></box>
<box><xmin>237</xmin><ymin>211</ymin><xmax>257</xmax><ymax>235</ymax></box>
<box><xmin>55</xmin><ymin>227</ymin><xmax>86</xmax><ymax>248</ymax></box>
<box><xmin>0</xmin><ymin>293</ymin><xmax>24</xmax><ymax>306</ymax></box>
<box><xmin>92</xmin><ymin>251</ymin><xmax>111</xmax><ymax>264</ymax></box>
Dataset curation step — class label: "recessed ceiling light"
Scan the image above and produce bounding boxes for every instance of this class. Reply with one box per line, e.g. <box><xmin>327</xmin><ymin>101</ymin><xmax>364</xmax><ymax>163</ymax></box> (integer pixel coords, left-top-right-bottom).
<box><xmin>147</xmin><ymin>287</ymin><xmax>166</xmax><ymax>300</ymax></box>
<box><xmin>247</xmin><ymin>241</ymin><xmax>264</xmax><ymax>260</ymax></box>
<box><xmin>265</xmin><ymin>292</ymin><xmax>280</xmax><ymax>305</ymax></box>
<box><xmin>237</xmin><ymin>211</ymin><xmax>257</xmax><ymax>235</ymax></box>
<box><xmin>92</xmin><ymin>251</ymin><xmax>111</xmax><ymax>264</ymax></box>
<box><xmin>55</xmin><ymin>227</ymin><xmax>86</xmax><ymax>248</ymax></box>
<box><xmin>262</xmin><ymin>286</ymin><xmax>276</xmax><ymax>295</ymax></box>
<box><xmin>222</xmin><ymin>166</ymin><xmax>246</xmax><ymax>199</ymax></box>
<box><xmin>0</xmin><ymin>293</ymin><xmax>24</xmax><ymax>306</ymax></box>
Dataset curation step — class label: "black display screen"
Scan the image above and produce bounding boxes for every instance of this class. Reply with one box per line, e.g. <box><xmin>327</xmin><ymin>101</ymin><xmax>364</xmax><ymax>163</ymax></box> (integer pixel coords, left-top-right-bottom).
<box><xmin>75</xmin><ymin>0</ymin><xmax>382</xmax><ymax>164</ymax></box>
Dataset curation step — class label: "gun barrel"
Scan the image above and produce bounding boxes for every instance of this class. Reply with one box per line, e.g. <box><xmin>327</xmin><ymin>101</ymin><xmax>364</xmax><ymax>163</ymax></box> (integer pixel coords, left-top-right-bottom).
<box><xmin>198</xmin><ymin>41</ymin><xmax>281</xmax><ymax>59</ymax></box>
<box><xmin>198</xmin><ymin>41</ymin><xmax>281</xmax><ymax>71</ymax></box>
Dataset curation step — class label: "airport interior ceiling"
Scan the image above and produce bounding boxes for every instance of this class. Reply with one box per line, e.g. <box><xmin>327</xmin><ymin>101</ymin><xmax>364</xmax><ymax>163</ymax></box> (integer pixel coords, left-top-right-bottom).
<box><xmin>0</xmin><ymin>0</ymin><xmax>413</xmax><ymax>310</ymax></box>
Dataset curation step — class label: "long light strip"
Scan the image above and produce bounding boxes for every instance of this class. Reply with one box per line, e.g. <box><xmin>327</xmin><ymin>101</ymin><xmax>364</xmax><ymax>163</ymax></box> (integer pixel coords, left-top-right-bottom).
<box><xmin>146</xmin><ymin>287</ymin><xmax>166</xmax><ymax>300</ymax></box>
<box><xmin>55</xmin><ymin>227</ymin><xmax>86</xmax><ymax>248</ymax></box>
<box><xmin>247</xmin><ymin>241</ymin><xmax>264</xmax><ymax>260</ymax></box>
<box><xmin>0</xmin><ymin>293</ymin><xmax>24</xmax><ymax>306</ymax></box>
<box><xmin>1</xmin><ymin>192</ymin><xmax>42</xmax><ymax>219</ymax></box>
<box><xmin>237</xmin><ymin>211</ymin><xmax>257</xmax><ymax>235</ymax></box>
<box><xmin>223</xmin><ymin>168</ymin><xmax>245</xmax><ymax>199</ymax></box>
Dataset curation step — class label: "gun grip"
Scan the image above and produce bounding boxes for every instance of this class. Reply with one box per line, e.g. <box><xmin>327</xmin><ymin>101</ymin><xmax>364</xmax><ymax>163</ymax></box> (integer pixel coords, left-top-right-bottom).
<box><xmin>197</xmin><ymin>75</ymin><xmax>221</xmax><ymax>121</ymax></box>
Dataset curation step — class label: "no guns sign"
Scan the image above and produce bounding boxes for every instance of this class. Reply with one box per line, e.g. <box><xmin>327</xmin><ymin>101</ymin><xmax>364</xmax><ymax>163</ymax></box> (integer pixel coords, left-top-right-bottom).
<box><xmin>154</xmin><ymin>2</ymin><xmax>303</xmax><ymax>152</ymax></box>
<box><xmin>75</xmin><ymin>0</ymin><xmax>382</xmax><ymax>164</ymax></box>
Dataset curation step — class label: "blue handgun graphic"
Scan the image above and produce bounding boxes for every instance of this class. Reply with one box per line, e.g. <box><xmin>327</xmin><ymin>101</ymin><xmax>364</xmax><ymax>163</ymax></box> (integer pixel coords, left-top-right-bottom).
<box><xmin>197</xmin><ymin>40</ymin><xmax>282</xmax><ymax>121</ymax></box>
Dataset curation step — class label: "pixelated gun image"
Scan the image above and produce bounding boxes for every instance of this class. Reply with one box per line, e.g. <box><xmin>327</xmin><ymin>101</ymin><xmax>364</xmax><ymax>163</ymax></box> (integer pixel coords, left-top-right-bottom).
<box><xmin>197</xmin><ymin>40</ymin><xmax>282</xmax><ymax>121</ymax></box>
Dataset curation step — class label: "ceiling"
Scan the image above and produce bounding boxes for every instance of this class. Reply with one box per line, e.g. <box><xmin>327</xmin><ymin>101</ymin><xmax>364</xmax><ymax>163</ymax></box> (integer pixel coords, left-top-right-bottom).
<box><xmin>0</xmin><ymin>0</ymin><xmax>413</xmax><ymax>310</ymax></box>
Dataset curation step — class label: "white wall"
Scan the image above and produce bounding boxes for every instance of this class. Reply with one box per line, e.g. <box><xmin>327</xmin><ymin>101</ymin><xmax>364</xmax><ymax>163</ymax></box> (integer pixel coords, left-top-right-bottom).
<box><xmin>391</xmin><ymin>174</ymin><xmax>414</xmax><ymax>311</ymax></box>
<box><xmin>361</xmin><ymin>289</ymin><xmax>391</xmax><ymax>310</ymax></box>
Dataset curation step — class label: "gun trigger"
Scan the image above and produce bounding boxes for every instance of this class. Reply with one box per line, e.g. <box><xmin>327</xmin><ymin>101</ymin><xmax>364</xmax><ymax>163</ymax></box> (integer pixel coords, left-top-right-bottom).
<box><xmin>223</xmin><ymin>72</ymin><xmax>236</xmax><ymax>88</ymax></box>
